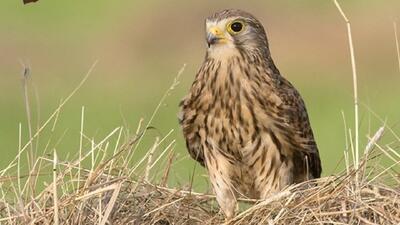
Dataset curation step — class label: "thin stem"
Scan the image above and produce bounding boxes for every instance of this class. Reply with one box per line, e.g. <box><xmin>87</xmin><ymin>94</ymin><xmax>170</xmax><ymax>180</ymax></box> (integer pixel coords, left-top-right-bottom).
<box><xmin>1</xmin><ymin>61</ymin><xmax>98</xmax><ymax>177</ymax></box>
<box><xmin>21</xmin><ymin>64</ymin><xmax>35</xmax><ymax>195</ymax></box>
<box><xmin>78</xmin><ymin>106</ymin><xmax>85</xmax><ymax>189</ymax></box>
<box><xmin>53</xmin><ymin>150</ymin><xmax>59</xmax><ymax>225</ymax></box>
<box><xmin>125</xmin><ymin>64</ymin><xmax>185</xmax><ymax>167</ymax></box>
<box><xmin>333</xmin><ymin>0</ymin><xmax>359</xmax><ymax>175</ymax></box>
<box><xmin>394</xmin><ymin>22</ymin><xmax>400</xmax><ymax>73</ymax></box>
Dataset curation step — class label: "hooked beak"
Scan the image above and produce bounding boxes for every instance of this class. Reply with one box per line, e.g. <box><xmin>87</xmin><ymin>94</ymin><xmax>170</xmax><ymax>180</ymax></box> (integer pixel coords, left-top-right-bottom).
<box><xmin>207</xmin><ymin>27</ymin><xmax>226</xmax><ymax>47</ymax></box>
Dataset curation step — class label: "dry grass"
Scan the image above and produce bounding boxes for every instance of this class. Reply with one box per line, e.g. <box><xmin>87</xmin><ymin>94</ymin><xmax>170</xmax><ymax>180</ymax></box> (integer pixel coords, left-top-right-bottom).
<box><xmin>0</xmin><ymin>106</ymin><xmax>399</xmax><ymax>225</ymax></box>
<box><xmin>0</xmin><ymin>62</ymin><xmax>399</xmax><ymax>225</ymax></box>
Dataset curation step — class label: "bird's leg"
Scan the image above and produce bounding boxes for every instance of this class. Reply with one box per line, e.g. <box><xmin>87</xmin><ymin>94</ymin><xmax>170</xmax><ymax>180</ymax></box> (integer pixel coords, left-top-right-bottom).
<box><xmin>207</xmin><ymin>166</ymin><xmax>238</xmax><ymax>220</ymax></box>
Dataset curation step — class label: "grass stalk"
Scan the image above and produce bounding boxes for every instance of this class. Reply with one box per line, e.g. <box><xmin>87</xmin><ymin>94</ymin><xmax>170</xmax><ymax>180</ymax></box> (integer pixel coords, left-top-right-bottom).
<box><xmin>21</xmin><ymin>63</ymin><xmax>35</xmax><ymax>195</ymax></box>
<box><xmin>78</xmin><ymin>106</ymin><xmax>85</xmax><ymax>189</ymax></box>
<box><xmin>125</xmin><ymin>64</ymin><xmax>185</xmax><ymax>167</ymax></box>
<box><xmin>52</xmin><ymin>149</ymin><xmax>59</xmax><ymax>225</ymax></box>
<box><xmin>333</xmin><ymin>0</ymin><xmax>360</xmax><ymax>180</ymax></box>
<box><xmin>17</xmin><ymin>123</ymin><xmax>22</xmax><ymax>194</ymax></box>
<box><xmin>394</xmin><ymin>22</ymin><xmax>400</xmax><ymax>73</ymax></box>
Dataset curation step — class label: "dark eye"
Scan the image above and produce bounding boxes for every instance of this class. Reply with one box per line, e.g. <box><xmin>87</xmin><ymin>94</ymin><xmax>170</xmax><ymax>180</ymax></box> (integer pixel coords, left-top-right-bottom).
<box><xmin>230</xmin><ymin>22</ymin><xmax>243</xmax><ymax>33</ymax></box>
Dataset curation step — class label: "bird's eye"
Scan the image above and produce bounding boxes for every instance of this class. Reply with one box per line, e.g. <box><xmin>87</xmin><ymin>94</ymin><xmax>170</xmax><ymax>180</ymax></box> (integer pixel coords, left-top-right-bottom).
<box><xmin>228</xmin><ymin>21</ymin><xmax>244</xmax><ymax>34</ymax></box>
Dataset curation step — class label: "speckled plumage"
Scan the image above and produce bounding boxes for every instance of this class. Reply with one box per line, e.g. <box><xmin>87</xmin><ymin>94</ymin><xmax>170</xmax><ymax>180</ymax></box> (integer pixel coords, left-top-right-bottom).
<box><xmin>179</xmin><ymin>9</ymin><xmax>321</xmax><ymax>219</ymax></box>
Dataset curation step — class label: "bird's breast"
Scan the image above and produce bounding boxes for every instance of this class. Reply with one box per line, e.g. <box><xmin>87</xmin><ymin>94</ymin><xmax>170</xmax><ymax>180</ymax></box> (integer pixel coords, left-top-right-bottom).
<box><xmin>197</xmin><ymin>62</ymin><xmax>270</xmax><ymax>159</ymax></box>
<box><xmin>182</xmin><ymin>57</ymin><xmax>279</xmax><ymax>162</ymax></box>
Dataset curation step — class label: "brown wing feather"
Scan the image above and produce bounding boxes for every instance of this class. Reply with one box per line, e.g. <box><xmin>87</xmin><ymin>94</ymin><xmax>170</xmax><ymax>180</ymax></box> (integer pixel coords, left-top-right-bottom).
<box><xmin>179</xmin><ymin>98</ymin><xmax>206</xmax><ymax>167</ymax></box>
<box><xmin>271</xmin><ymin>75</ymin><xmax>322</xmax><ymax>178</ymax></box>
<box><xmin>178</xmin><ymin>62</ymin><xmax>210</xmax><ymax>167</ymax></box>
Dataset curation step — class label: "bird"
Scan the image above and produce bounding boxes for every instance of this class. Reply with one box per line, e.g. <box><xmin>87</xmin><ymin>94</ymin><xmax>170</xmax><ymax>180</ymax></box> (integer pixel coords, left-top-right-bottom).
<box><xmin>179</xmin><ymin>9</ymin><xmax>322</xmax><ymax>219</ymax></box>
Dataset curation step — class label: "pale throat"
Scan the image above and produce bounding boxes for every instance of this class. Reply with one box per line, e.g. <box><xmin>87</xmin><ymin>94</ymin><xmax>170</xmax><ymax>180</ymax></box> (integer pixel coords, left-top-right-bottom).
<box><xmin>207</xmin><ymin>44</ymin><xmax>240</xmax><ymax>61</ymax></box>
<box><xmin>204</xmin><ymin>46</ymin><xmax>245</xmax><ymax>94</ymax></box>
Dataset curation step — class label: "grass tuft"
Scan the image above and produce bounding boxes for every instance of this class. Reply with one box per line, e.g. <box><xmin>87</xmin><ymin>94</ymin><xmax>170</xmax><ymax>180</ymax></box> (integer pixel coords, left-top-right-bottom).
<box><xmin>0</xmin><ymin>62</ymin><xmax>399</xmax><ymax>224</ymax></box>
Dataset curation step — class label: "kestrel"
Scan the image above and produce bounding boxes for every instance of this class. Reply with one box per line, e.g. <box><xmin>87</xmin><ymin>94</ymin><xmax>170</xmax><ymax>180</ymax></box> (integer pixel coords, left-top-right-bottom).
<box><xmin>179</xmin><ymin>9</ymin><xmax>322</xmax><ymax>219</ymax></box>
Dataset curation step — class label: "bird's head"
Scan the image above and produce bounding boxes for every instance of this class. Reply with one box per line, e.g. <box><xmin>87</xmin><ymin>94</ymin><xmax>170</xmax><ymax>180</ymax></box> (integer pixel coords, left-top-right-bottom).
<box><xmin>205</xmin><ymin>9</ymin><xmax>270</xmax><ymax>59</ymax></box>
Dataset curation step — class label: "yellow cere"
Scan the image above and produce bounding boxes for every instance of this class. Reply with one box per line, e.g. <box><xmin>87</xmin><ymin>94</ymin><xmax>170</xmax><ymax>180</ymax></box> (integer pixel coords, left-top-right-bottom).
<box><xmin>209</xmin><ymin>27</ymin><xmax>224</xmax><ymax>37</ymax></box>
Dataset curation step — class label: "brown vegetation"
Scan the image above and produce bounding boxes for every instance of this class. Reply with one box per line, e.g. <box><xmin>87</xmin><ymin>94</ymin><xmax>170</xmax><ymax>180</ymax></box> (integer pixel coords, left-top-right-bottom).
<box><xmin>0</xmin><ymin>110</ymin><xmax>399</xmax><ymax>224</ymax></box>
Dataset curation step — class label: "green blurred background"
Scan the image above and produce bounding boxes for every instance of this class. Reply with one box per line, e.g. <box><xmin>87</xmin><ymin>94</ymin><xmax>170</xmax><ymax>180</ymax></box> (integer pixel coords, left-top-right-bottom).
<box><xmin>1</xmin><ymin>0</ymin><xmax>400</xmax><ymax>191</ymax></box>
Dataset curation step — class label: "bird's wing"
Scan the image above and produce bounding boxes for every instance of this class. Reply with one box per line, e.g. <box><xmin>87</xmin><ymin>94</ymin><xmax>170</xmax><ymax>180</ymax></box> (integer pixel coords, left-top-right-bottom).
<box><xmin>179</xmin><ymin>93</ymin><xmax>206</xmax><ymax>167</ymax></box>
<box><xmin>269</xmin><ymin>76</ymin><xmax>322</xmax><ymax>177</ymax></box>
